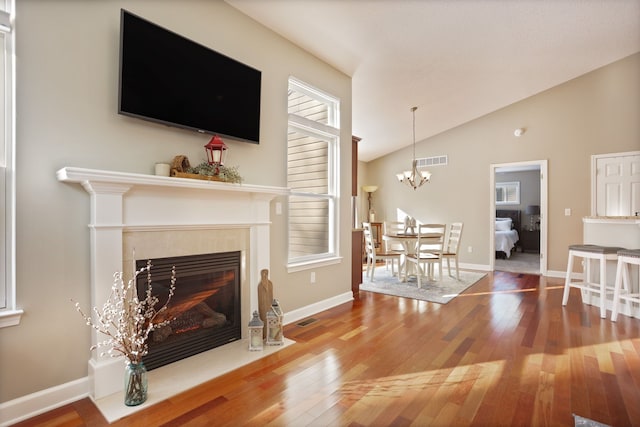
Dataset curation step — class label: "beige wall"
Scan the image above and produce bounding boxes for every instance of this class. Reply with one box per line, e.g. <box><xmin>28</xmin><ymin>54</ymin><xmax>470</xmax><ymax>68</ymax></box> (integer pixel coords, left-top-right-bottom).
<box><xmin>1</xmin><ymin>0</ymin><xmax>351</xmax><ymax>403</ymax></box>
<box><xmin>361</xmin><ymin>53</ymin><xmax>640</xmax><ymax>271</ymax></box>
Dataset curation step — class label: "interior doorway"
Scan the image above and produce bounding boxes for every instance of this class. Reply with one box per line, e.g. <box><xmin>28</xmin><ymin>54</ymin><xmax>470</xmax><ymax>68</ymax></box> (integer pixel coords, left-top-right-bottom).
<box><xmin>489</xmin><ymin>160</ymin><xmax>548</xmax><ymax>275</ymax></box>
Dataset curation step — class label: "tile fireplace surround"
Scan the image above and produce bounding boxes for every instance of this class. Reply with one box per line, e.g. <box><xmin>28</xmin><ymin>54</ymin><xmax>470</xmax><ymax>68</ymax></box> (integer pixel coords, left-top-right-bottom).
<box><xmin>57</xmin><ymin>167</ymin><xmax>292</xmax><ymax>421</ymax></box>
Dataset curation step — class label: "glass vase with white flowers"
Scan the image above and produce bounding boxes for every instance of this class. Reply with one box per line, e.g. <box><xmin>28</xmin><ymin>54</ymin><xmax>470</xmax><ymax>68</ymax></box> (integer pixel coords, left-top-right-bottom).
<box><xmin>73</xmin><ymin>260</ymin><xmax>177</xmax><ymax>406</ymax></box>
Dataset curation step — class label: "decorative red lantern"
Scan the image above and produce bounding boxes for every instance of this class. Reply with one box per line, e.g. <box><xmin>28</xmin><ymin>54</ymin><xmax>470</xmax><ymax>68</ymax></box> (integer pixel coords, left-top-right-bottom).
<box><xmin>204</xmin><ymin>135</ymin><xmax>228</xmax><ymax>166</ymax></box>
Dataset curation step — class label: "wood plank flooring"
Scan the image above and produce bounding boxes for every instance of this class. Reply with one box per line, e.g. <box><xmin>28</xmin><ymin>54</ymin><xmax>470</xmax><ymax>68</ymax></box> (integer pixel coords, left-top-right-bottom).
<box><xmin>13</xmin><ymin>271</ymin><xmax>640</xmax><ymax>426</ymax></box>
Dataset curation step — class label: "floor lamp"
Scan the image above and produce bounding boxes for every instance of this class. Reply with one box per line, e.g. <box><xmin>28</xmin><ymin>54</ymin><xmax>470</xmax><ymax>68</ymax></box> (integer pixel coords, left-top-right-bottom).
<box><xmin>363</xmin><ymin>185</ymin><xmax>378</xmax><ymax>222</ymax></box>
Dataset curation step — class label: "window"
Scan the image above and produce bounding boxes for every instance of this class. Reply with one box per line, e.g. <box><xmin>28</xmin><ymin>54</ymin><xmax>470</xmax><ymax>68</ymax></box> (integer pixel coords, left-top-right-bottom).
<box><xmin>287</xmin><ymin>77</ymin><xmax>340</xmax><ymax>268</ymax></box>
<box><xmin>0</xmin><ymin>0</ymin><xmax>19</xmax><ymax>327</ymax></box>
<box><xmin>495</xmin><ymin>181</ymin><xmax>520</xmax><ymax>205</ymax></box>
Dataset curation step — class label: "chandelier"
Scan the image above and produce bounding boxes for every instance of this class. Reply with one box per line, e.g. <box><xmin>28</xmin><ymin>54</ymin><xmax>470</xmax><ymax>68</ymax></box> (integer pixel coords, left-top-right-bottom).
<box><xmin>396</xmin><ymin>106</ymin><xmax>431</xmax><ymax>190</ymax></box>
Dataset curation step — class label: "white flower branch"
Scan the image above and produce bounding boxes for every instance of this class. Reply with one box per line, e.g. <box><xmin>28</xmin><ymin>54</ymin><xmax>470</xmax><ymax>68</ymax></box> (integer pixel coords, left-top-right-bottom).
<box><xmin>73</xmin><ymin>260</ymin><xmax>177</xmax><ymax>364</ymax></box>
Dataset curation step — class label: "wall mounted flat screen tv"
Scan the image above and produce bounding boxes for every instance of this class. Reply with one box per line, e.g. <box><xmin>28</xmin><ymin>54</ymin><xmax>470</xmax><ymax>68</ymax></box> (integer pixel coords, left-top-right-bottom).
<box><xmin>118</xmin><ymin>10</ymin><xmax>261</xmax><ymax>144</ymax></box>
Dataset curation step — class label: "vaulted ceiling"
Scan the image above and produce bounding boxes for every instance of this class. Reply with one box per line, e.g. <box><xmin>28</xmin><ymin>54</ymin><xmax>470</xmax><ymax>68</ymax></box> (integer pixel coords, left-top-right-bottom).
<box><xmin>226</xmin><ymin>0</ymin><xmax>640</xmax><ymax>161</ymax></box>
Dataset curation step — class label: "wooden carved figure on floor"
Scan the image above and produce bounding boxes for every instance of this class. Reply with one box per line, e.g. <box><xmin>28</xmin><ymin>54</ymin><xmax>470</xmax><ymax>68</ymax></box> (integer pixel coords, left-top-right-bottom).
<box><xmin>258</xmin><ymin>268</ymin><xmax>273</xmax><ymax>338</ymax></box>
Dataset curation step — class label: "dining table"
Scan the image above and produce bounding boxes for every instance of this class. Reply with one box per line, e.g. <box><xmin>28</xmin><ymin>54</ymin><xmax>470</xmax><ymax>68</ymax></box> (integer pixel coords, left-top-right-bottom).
<box><xmin>383</xmin><ymin>232</ymin><xmax>442</xmax><ymax>282</ymax></box>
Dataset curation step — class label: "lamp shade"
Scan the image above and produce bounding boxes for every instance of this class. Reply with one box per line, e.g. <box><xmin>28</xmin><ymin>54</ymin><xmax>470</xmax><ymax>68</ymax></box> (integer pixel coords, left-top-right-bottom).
<box><xmin>362</xmin><ymin>185</ymin><xmax>378</xmax><ymax>193</ymax></box>
<box><xmin>525</xmin><ymin>205</ymin><xmax>540</xmax><ymax>215</ymax></box>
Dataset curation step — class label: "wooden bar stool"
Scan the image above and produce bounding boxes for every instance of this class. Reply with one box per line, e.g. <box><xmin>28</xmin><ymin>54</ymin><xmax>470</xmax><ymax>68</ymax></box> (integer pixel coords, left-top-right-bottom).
<box><xmin>562</xmin><ymin>244</ymin><xmax>624</xmax><ymax>318</ymax></box>
<box><xmin>611</xmin><ymin>249</ymin><xmax>640</xmax><ymax>322</ymax></box>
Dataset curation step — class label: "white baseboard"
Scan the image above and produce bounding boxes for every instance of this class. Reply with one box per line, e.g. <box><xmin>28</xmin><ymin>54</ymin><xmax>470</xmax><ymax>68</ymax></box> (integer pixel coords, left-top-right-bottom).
<box><xmin>459</xmin><ymin>262</ymin><xmax>492</xmax><ymax>272</ymax></box>
<box><xmin>462</xmin><ymin>262</ymin><xmax>570</xmax><ymax>280</ymax></box>
<box><xmin>0</xmin><ymin>377</ymin><xmax>88</xmax><ymax>427</ymax></box>
<box><xmin>0</xmin><ymin>291</ymin><xmax>354</xmax><ymax>426</ymax></box>
<box><xmin>546</xmin><ymin>269</ymin><xmax>571</xmax><ymax>279</ymax></box>
<box><xmin>284</xmin><ymin>291</ymin><xmax>353</xmax><ymax>325</ymax></box>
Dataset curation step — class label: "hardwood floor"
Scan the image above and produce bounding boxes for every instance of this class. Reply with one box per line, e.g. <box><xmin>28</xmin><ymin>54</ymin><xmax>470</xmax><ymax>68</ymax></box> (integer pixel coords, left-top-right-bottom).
<box><xmin>14</xmin><ymin>271</ymin><xmax>640</xmax><ymax>426</ymax></box>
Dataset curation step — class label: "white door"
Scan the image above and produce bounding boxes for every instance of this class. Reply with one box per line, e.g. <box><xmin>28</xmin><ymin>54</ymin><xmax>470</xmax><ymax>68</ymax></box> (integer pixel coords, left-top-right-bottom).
<box><xmin>596</xmin><ymin>154</ymin><xmax>640</xmax><ymax>216</ymax></box>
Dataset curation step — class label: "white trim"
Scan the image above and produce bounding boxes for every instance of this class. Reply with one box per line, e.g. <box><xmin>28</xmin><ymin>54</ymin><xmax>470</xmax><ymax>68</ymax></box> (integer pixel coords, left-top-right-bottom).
<box><xmin>288</xmin><ymin>113</ymin><xmax>340</xmax><ymax>137</ymax></box>
<box><xmin>459</xmin><ymin>262</ymin><xmax>492</xmax><ymax>272</ymax></box>
<box><xmin>283</xmin><ymin>291</ymin><xmax>353</xmax><ymax>325</ymax></box>
<box><xmin>286</xmin><ymin>255</ymin><xmax>343</xmax><ymax>273</ymax></box>
<box><xmin>0</xmin><ymin>377</ymin><xmax>89</xmax><ymax>427</ymax></box>
<box><xmin>0</xmin><ymin>308</ymin><xmax>22</xmax><ymax>327</ymax></box>
<box><xmin>288</xmin><ymin>75</ymin><xmax>340</xmax><ymax>128</ymax></box>
<box><xmin>490</xmin><ymin>160</ymin><xmax>548</xmax><ymax>276</ymax></box>
<box><xmin>547</xmin><ymin>269</ymin><xmax>572</xmax><ymax>279</ymax></box>
<box><xmin>56</xmin><ymin>167</ymin><xmax>290</xmax><ymax>196</ymax></box>
<box><xmin>583</xmin><ymin>217</ymin><xmax>640</xmax><ymax>225</ymax></box>
<box><xmin>0</xmin><ymin>0</ymin><xmax>17</xmax><ymax>326</ymax></box>
<box><xmin>495</xmin><ymin>181</ymin><xmax>520</xmax><ymax>205</ymax></box>
<box><xmin>122</xmin><ymin>222</ymin><xmax>273</xmax><ymax>232</ymax></box>
<box><xmin>287</xmin><ymin>77</ymin><xmax>340</xmax><ymax>264</ymax></box>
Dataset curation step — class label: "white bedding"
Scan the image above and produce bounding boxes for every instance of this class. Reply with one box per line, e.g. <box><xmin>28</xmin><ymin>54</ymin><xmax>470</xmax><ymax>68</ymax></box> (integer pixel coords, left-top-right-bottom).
<box><xmin>495</xmin><ymin>229</ymin><xmax>519</xmax><ymax>258</ymax></box>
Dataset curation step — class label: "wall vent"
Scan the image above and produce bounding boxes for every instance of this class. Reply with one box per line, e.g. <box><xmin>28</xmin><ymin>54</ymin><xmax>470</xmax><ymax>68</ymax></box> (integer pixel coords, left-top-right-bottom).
<box><xmin>416</xmin><ymin>155</ymin><xmax>448</xmax><ymax>168</ymax></box>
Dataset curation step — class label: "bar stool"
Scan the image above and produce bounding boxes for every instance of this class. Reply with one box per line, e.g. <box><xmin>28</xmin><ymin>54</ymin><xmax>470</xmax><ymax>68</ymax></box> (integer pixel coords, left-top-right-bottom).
<box><xmin>562</xmin><ymin>244</ymin><xmax>625</xmax><ymax>318</ymax></box>
<box><xmin>611</xmin><ymin>249</ymin><xmax>640</xmax><ymax>322</ymax></box>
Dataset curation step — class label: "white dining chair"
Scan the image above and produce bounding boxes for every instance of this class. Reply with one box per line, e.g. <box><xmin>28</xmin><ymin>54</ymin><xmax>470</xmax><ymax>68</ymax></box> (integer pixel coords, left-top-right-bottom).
<box><xmin>405</xmin><ymin>223</ymin><xmax>446</xmax><ymax>288</ymax></box>
<box><xmin>363</xmin><ymin>222</ymin><xmax>401</xmax><ymax>281</ymax></box>
<box><xmin>442</xmin><ymin>222</ymin><xmax>463</xmax><ymax>280</ymax></box>
<box><xmin>383</xmin><ymin>221</ymin><xmax>406</xmax><ymax>254</ymax></box>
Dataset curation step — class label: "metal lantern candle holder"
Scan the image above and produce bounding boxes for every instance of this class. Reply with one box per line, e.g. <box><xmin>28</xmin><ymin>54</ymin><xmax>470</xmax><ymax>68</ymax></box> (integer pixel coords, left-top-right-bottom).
<box><xmin>248</xmin><ymin>310</ymin><xmax>264</xmax><ymax>351</ymax></box>
<box><xmin>204</xmin><ymin>135</ymin><xmax>228</xmax><ymax>166</ymax></box>
<box><xmin>266</xmin><ymin>299</ymin><xmax>284</xmax><ymax>346</ymax></box>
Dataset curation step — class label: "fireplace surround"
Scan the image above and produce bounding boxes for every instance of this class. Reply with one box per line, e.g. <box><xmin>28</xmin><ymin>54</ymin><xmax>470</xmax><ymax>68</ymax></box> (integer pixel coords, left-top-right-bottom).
<box><xmin>57</xmin><ymin>167</ymin><xmax>290</xmax><ymax>404</ymax></box>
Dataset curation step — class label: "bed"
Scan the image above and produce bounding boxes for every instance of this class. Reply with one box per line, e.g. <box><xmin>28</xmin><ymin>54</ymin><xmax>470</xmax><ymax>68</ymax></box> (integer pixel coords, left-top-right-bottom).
<box><xmin>495</xmin><ymin>209</ymin><xmax>520</xmax><ymax>259</ymax></box>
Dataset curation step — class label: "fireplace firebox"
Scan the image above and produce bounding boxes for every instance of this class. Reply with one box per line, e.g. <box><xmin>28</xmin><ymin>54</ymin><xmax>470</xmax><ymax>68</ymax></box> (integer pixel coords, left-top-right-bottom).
<box><xmin>136</xmin><ymin>251</ymin><xmax>241</xmax><ymax>370</ymax></box>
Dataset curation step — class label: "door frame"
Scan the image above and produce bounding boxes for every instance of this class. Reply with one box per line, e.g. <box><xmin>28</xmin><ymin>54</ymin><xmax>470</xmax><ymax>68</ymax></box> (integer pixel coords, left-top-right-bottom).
<box><xmin>489</xmin><ymin>160</ymin><xmax>548</xmax><ymax>275</ymax></box>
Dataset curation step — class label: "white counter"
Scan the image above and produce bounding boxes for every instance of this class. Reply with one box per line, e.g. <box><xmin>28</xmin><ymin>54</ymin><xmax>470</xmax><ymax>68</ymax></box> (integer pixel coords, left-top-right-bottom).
<box><xmin>583</xmin><ymin>216</ymin><xmax>640</xmax><ymax>249</ymax></box>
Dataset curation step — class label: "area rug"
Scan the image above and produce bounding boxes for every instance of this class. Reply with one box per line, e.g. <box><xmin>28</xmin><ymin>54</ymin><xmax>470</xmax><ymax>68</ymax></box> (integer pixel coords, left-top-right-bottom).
<box><xmin>360</xmin><ymin>268</ymin><xmax>486</xmax><ymax>304</ymax></box>
<box><xmin>574</xmin><ymin>415</ymin><xmax>610</xmax><ymax>427</ymax></box>
<box><xmin>495</xmin><ymin>251</ymin><xmax>540</xmax><ymax>275</ymax></box>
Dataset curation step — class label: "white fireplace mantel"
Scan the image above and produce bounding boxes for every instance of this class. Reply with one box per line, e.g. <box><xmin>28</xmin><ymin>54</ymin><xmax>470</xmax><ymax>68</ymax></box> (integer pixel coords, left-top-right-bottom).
<box><xmin>57</xmin><ymin>167</ymin><xmax>290</xmax><ymax>403</ymax></box>
<box><xmin>57</xmin><ymin>166</ymin><xmax>289</xmax><ymax>206</ymax></box>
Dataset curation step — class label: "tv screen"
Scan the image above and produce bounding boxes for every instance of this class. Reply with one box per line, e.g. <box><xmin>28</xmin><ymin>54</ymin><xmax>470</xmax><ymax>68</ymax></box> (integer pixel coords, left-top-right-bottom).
<box><xmin>118</xmin><ymin>10</ymin><xmax>261</xmax><ymax>144</ymax></box>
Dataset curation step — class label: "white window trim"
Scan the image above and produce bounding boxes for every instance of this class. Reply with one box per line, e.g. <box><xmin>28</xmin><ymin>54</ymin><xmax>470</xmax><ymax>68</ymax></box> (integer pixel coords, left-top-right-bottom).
<box><xmin>286</xmin><ymin>124</ymin><xmax>340</xmax><ymax>266</ymax></box>
<box><xmin>286</xmin><ymin>77</ymin><xmax>340</xmax><ymax>270</ymax></box>
<box><xmin>0</xmin><ymin>1</ymin><xmax>22</xmax><ymax>327</ymax></box>
<box><xmin>289</xmin><ymin>76</ymin><xmax>339</xmax><ymax>128</ymax></box>
<box><xmin>495</xmin><ymin>181</ymin><xmax>520</xmax><ymax>206</ymax></box>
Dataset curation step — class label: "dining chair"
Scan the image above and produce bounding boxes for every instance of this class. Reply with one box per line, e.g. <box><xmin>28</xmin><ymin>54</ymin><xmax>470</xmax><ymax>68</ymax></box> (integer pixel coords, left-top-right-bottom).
<box><xmin>442</xmin><ymin>222</ymin><xmax>464</xmax><ymax>280</ymax></box>
<box><xmin>405</xmin><ymin>223</ymin><xmax>446</xmax><ymax>288</ymax></box>
<box><xmin>383</xmin><ymin>221</ymin><xmax>406</xmax><ymax>254</ymax></box>
<box><xmin>363</xmin><ymin>222</ymin><xmax>401</xmax><ymax>281</ymax></box>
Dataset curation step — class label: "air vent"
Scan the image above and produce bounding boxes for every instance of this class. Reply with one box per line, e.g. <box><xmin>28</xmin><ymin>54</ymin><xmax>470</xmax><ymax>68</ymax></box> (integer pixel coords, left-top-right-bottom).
<box><xmin>416</xmin><ymin>155</ymin><xmax>448</xmax><ymax>168</ymax></box>
<box><xmin>296</xmin><ymin>317</ymin><xmax>318</xmax><ymax>327</ymax></box>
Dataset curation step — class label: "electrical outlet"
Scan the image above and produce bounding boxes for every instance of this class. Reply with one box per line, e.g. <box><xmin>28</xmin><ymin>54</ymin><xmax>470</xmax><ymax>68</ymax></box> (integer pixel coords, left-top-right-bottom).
<box><xmin>467</xmin><ymin>246</ymin><xmax>473</xmax><ymax>253</ymax></box>
<box><xmin>565</xmin><ymin>208</ymin><xmax>571</xmax><ymax>216</ymax></box>
<box><xmin>310</xmin><ymin>272</ymin><xmax>316</xmax><ymax>283</ymax></box>
<box><xmin>275</xmin><ymin>202</ymin><xmax>282</xmax><ymax>215</ymax></box>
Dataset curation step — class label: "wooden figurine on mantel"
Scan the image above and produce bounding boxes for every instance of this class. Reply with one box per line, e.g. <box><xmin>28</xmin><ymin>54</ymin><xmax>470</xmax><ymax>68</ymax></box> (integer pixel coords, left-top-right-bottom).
<box><xmin>258</xmin><ymin>269</ymin><xmax>273</xmax><ymax>338</ymax></box>
<box><xmin>170</xmin><ymin>155</ymin><xmax>191</xmax><ymax>177</ymax></box>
